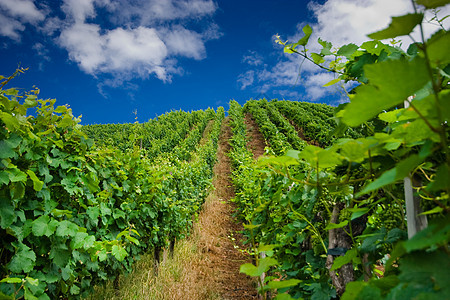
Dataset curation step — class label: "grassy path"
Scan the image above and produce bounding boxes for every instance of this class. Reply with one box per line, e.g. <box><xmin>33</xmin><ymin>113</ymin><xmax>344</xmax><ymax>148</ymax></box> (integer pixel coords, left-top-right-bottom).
<box><xmin>89</xmin><ymin>118</ymin><xmax>257</xmax><ymax>299</ymax></box>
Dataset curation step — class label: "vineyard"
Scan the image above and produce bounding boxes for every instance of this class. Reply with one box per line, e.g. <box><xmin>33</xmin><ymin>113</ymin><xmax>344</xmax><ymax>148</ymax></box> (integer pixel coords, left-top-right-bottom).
<box><xmin>1</xmin><ymin>2</ymin><xmax>449</xmax><ymax>299</ymax></box>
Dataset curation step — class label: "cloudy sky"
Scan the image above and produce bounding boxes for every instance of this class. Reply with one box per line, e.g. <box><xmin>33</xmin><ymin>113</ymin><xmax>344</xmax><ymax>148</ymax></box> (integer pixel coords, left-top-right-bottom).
<box><xmin>1</xmin><ymin>0</ymin><xmax>448</xmax><ymax>124</ymax></box>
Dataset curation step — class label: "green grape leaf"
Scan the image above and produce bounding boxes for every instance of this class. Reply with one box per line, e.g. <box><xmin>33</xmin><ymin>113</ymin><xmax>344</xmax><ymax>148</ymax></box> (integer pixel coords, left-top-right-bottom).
<box><xmin>49</xmin><ymin>247</ymin><xmax>71</xmax><ymax>268</ymax></box>
<box><xmin>111</xmin><ymin>244</ymin><xmax>127</xmax><ymax>261</ymax></box>
<box><xmin>331</xmin><ymin>248</ymin><xmax>359</xmax><ymax>271</ymax></box>
<box><xmin>337</xmin><ymin>43</ymin><xmax>359</xmax><ymax>59</ymax></box>
<box><xmin>311</xmin><ymin>53</ymin><xmax>325</xmax><ymax>64</ymax></box>
<box><xmin>325</xmin><ymin>220</ymin><xmax>349</xmax><ymax>230</ymax></box>
<box><xmin>54</xmin><ymin>106</ymin><xmax>68</xmax><ymax>114</ymax></box>
<box><xmin>416</xmin><ymin>0</ymin><xmax>450</xmax><ymax>8</ymax></box>
<box><xmin>32</xmin><ymin>215</ymin><xmax>50</xmax><ymax>237</ymax></box>
<box><xmin>342</xmin><ymin>57</ymin><xmax>429</xmax><ymax>126</ymax></box>
<box><xmin>368</xmin><ymin>13</ymin><xmax>424</xmax><ymax>40</ymax></box>
<box><xmin>83</xmin><ymin>235</ymin><xmax>95</xmax><ymax>249</ymax></box>
<box><xmin>339</xmin><ymin>140</ymin><xmax>367</xmax><ymax>163</ymax></box>
<box><xmin>267</xmin><ymin>278</ymin><xmax>301</xmax><ymax>289</ymax></box>
<box><xmin>427</xmin><ymin>30</ymin><xmax>450</xmax><ymax>66</ymax></box>
<box><xmin>0</xmin><ymin>198</ymin><xmax>15</xmax><ymax>229</ymax></box>
<box><xmin>359</xmin><ymin>154</ymin><xmax>424</xmax><ymax>195</ymax></box>
<box><xmin>69</xmin><ymin>284</ymin><xmax>80</xmax><ymax>295</ymax></box>
<box><xmin>0</xmin><ymin>112</ymin><xmax>20</xmax><ymax>131</ymax></box>
<box><xmin>0</xmin><ymin>171</ymin><xmax>9</xmax><ymax>185</ymax></box>
<box><xmin>58</xmin><ymin>115</ymin><xmax>73</xmax><ymax>128</ymax></box>
<box><xmin>24</xmin><ymin>286</ymin><xmax>38</xmax><ymax>300</ymax></box>
<box><xmin>86</xmin><ymin>206</ymin><xmax>100</xmax><ymax>220</ymax></box>
<box><xmin>274</xmin><ymin>294</ymin><xmax>295</xmax><ymax>300</ymax></box>
<box><xmin>240</xmin><ymin>257</ymin><xmax>278</xmax><ymax>277</ymax></box>
<box><xmin>8</xmin><ymin>243</ymin><xmax>36</xmax><ymax>273</ymax></box>
<box><xmin>26</xmin><ymin>170</ymin><xmax>44</xmax><ymax>192</ymax></box>
<box><xmin>0</xmin><ymin>141</ymin><xmax>16</xmax><ymax>159</ymax></box>
<box><xmin>0</xmin><ymin>277</ymin><xmax>23</xmax><ymax>284</ymax></box>
<box><xmin>124</xmin><ymin>235</ymin><xmax>139</xmax><ymax>245</ymax></box>
<box><xmin>395</xmin><ymin>249</ymin><xmax>450</xmax><ymax>299</ymax></box>
<box><xmin>56</xmin><ymin>220</ymin><xmax>78</xmax><ymax>237</ymax></box>
<box><xmin>70</xmin><ymin>232</ymin><xmax>89</xmax><ymax>249</ymax></box>
<box><xmin>318</xmin><ymin>38</ymin><xmax>333</xmax><ymax>55</ymax></box>
<box><xmin>299</xmin><ymin>145</ymin><xmax>342</xmax><ymax>169</ymax></box>
<box><xmin>8</xmin><ymin>168</ymin><xmax>27</xmax><ymax>183</ymax></box>
<box><xmin>296</xmin><ymin>24</ymin><xmax>313</xmax><ymax>46</ymax></box>
<box><xmin>25</xmin><ymin>277</ymin><xmax>38</xmax><ymax>286</ymax></box>
<box><xmin>403</xmin><ymin>219</ymin><xmax>450</xmax><ymax>253</ymax></box>
<box><xmin>323</xmin><ymin>78</ymin><xmax>341</xmax><ymax>87</ymax></box>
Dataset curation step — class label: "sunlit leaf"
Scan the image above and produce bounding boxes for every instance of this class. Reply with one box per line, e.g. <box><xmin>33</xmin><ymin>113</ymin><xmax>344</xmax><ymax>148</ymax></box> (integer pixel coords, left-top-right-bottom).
<box><xmin>325</xmin><ymin>220</ymin><xmax>348</xmax><ymax>230</ymax></box>
<box><xmin>323</xmin><ymin>78</ymin><xmax>341</xmax><ymax>87</ymax></box>
<box><xmin>296</xmin><ymin>24</ymin><xmax>313</xmax><ymax>46</ymax></box>
<box><xmin>267</xmin><ymin>278</ymin><xmax>301</xmax><ymax>289</ymax></box>
<box><xmin>368</xmin><ymin>13</ymin><xmax>424</xmax><ymax>40</ymax></box>
<box><xmin>337</xmin><ymin>43</ymin><xmax>359</xmax><ymax>59</ymax></box>
<box><xmin>342</xmin><ymin>57</ymin><xmax>429</xmax><ymax>126</ymax></box>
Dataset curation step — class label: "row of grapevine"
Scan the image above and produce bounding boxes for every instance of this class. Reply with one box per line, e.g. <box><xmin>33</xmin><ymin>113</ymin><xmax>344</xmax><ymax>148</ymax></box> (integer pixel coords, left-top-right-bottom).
<box><xmin>234</xmin><ymin>3</ymin><xmax>449</xmax><ymax>299</ymax></box>
<box><xmin>230</xmin><ymin>100</ymin><xmax>338</xmax><ymax>298</ymax></box>
<box><xmin>0</xmin><ymin>78</ymin><xmax>224</xmax><ymax>299</ymax></box>
<box><xmin>259</xmin><ymin>100</ymin><xmax>307</xmax><ymax>151</ymax></box>
<box><xmin>82</xmin><ymin>108</ymin><xmax>216</xmax><ymax>160</ymax></box>
<box><xmin>243</xmin><ymin>100</ymin><xmax>291</xmax><ymax>155</ymax></box>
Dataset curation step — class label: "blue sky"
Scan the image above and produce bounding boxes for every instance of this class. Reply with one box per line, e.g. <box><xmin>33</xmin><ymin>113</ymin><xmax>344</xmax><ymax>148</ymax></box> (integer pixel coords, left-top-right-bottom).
<box><xmin>1</xmin><ymin>0</ymin><xmax>447</xmax><ymax>124</ymax></box>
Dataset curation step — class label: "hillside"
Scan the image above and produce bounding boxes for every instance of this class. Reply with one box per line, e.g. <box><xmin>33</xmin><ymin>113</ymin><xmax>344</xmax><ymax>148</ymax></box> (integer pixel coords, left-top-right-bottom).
<box><xmin>1</xmin><ymin>92</ymin><xmax>448</xmax><ymax>299</ymax></box>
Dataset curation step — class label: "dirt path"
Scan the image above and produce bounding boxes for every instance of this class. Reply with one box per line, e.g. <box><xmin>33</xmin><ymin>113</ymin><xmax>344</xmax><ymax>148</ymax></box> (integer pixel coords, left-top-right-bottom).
<box><xmin>193</xmin><ymin>117</ymin><xmax>258</xmax><ymax>299</ymax></box>
<box><xmin>244</xmin><ymin>114</ymin><xmax>266</xmax><ymax>159</ymax></box>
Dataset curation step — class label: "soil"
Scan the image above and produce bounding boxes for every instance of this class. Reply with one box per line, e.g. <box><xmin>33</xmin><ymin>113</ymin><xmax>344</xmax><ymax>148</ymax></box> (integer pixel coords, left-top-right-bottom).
<box><xmin>193</xmin><ymin>117</ymin><xmax>259</xmax><ymax>299</ymax></box>
<box><xmin>244</xmin><ymin>114</ymin><xmax>267</xmax><ymax>159</ymax></box>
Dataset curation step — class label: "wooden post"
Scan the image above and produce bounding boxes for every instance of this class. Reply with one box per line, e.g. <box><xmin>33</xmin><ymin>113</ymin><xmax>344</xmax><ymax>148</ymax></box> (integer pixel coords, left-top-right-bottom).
<box><xmin>404</xmin><ymin>98</ymin><xmax>428</xmax><ymax>238</ymax></box>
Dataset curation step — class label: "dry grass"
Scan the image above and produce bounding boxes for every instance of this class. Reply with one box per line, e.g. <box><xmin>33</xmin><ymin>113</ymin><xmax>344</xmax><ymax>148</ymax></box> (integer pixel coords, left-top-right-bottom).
<box><xmin>87</xmin><ymin>225</ymin><xmax>221</xmax><ymax>300</ymax></box>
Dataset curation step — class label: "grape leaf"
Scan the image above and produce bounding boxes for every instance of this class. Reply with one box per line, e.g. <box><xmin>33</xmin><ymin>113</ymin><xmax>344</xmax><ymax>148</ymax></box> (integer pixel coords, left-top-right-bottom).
<box><xmin>368</xmin><ymin>13</ymin><xmax>424</xmax><ymax>40</ymax></box>
<box><xmin>342</xmin><ymin>57</ymin><xmax>429</xmax><ymax>126</ymax></box>
<box><xmin>337</xmin><ymin>43</ymin><xmax>359</xmax><ymax>59</ymax></box>
<box><xmin>111</xmin><ymin>244</ymin><xmax>127</xmax><ymax>261</ymax></box>
<box><xmin>0</xmin><ymin>198</ymin><xmax>15</xmax><ymax>229</ymax></box>
<box><xmin>32</xmin><ymin>215</ymin><xmax>50</xmax><ymax>237</ymax></box>
<box><xmin>8</xmin><ymin>242</ymin><xmax>36</xmax><ymax>273</ymax></box>
<box><xmin>359</xmin><ymin>154</ymin><xmax>424</xmax><ymax>195</ymax></box>
<box><xmin>8</xmin><ymin>168</ymin><xmax>27</xmax><ymax>183</ymax></box>
<box><xmin>70</xmin><ymin>232</ymin><xmax>89</xmax><ymax>249</ymax></box>
<box><xmin>416</xmin><ymin>0</ymin><xmax>450</xmax><ymax>8</ymax></box>
<box><xmin>427</xmin><ymin>30</ymin><xmax>450</xmax><ymax>66</ymax></box>
<box><xmin>267</xmin><ymin>279</ymin><xmax>301</xmax><ymax>289</ymax></box>
<box><xmin>296</xmin><ymin>24</ymin><xmax>313</xmax><ymax>47</ymax></box>
<box><xmin>56</xmin><ymin>220</ymin><xmax>78</xmax><ymax>237</ymax></box>
<box><xmin>26</xmin><ymin>170</ymin><xmax>44</xmax><ymax>191</ymax></box>
<box><xmin>240</xmin><ymin>257</ymin><xmax>278</xmax><ymax>277</ymax></box>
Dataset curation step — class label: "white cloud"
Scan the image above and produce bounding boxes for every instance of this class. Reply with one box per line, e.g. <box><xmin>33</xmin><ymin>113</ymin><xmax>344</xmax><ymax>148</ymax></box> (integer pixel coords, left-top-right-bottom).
<box><xmin>239</xmin><ymin>0</ymin><xmax>450</xmax><ymax>103</ymax></box>
<box><xmin>61</xmin><ymin>0</ymin><xmax>96</xmax><ymax>23</ymax></box>
<box><xmin>160</xmin><ymin>26</ymin><xmax>206</xmax><ymax>60</ymax></box>
<box><xmin>243</xmin><ymin>50</ymin><xmax>263</xmax><ymax>66</ymax></box>
<box><xmin>0</xmin><ymin>0</ymin><xmax>46</xmax><ymax>40</ymax></box>
<box><xmin>0</xmin><ymin>0</ymin><xmax>220</xmax><ymax>87</ymax></box>
<box><xmin>238</xmin><ymin>70</ymin><xmax>255</xmax><ymax>90</ymax></box>
<box><xmin>110</xmin><ymin>0</ymin><xmax>217</xmax><ymax>25</ymax></box>
<box><xmin>59</xmin><ymin>24</ymin><xmax>172</xmax><ymax>81</ymax></box>
<box><xmin>0</xmin><ymin>0</ymin><xmax>45</xmax><ymax>23</ymax></box>
<box><xmin>0</xmin><ymin>14</ymin><xmax>24</xmax><ymax>40</ymax></box>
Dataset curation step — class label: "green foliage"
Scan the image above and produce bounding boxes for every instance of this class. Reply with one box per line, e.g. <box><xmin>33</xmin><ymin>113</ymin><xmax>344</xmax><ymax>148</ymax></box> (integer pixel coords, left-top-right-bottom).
<box><xmin>238</xmin><ymin>2</ymin><xmax>449</xmax><ymax>299</ymax></box>
<box><xmin>0</xmin><ymin>73</ymin><xmax>224</xmax><ymax>299</ymax></box>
